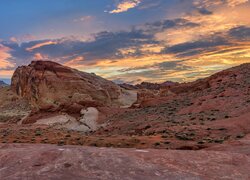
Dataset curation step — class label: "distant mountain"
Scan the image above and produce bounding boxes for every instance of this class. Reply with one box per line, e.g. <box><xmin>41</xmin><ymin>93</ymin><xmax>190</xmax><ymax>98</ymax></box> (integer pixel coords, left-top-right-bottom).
<box><xmin>0</xmin><ymin>79</ymin><xmax>11</xmax><ymax>85</ymax></box>
<box><xmin>119</xmin><ymin>81</ymin><xmax>179</xmax><ymax>90</ymax></box>
<box><xmin>136</xmin><ymin>81</ymin><xmax>179</xmax><ymax>90</ymax></box>
<box><xmin>0</xmin><ymin>80</ymin><xmax>8</xmax><ymax>87</ymax></box>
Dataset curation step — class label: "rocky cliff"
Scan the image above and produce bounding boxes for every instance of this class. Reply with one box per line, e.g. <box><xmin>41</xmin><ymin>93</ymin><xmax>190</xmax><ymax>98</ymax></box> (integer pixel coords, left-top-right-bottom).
<box><xmin>11</xmin><ymin>61</ymin><xmax>122</xmax><ymax>110</ymax></box>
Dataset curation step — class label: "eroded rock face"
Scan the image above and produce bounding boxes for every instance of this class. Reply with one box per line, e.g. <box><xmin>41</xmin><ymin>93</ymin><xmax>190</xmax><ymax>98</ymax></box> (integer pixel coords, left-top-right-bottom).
<box><xmin>0</xmin><ymin>87</ymin><xmax>31</xmax><ymax>123</ymax></box>
<box><xmin>11</xmin><ymin>61</ymin><xmax>122</xmax><ymax>110</ymax></box>
<box><xmin>34</xmin><ymin>111</ymin><xmax>98</xmax><ymax>132</ymax></box>
<box><xmin>169</xmin><ymin>63</ymin><xmax>250</xmax><ymax>95</ymax></box>
<box><xmin>132</xmin><ymin>63</ymin><xmax>250</xmax><ymax>108</ymax></box>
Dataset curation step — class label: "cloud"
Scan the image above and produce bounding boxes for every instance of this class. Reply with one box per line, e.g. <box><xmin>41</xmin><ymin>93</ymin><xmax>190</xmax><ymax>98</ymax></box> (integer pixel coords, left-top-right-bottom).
<box><xmin>26</xmin><ymin>41</ymin><xmax>58</xmax><ymax>51</ymax></box>
<box><xmin>1</xmin><ymin>28</ymin><xmax>157</xmax><ymax>70</ymax></box>
<box><xmin>2</xmin><ymin>1</ymin><xmax>250</xmax><ymax>83</ymax></box>
<box><xmin>63</xmin><ymin>56</ymin><xmax>85</xmax><ymax>68</ymax></box>
<box><xmin>157</xmin><ymin>61</ymin><xmax>192</xmax><ymax>71</ymax></box>
<box><xmin>229</xmin><ymin>26</ymin><xmax>250</xmax><ymax>40</ymax></box>
<box><xmin>198</xmin><ymin>8</ymin><xmax>213</xmax><ymax>15</ymax></box>
<box><xmin>73</xmin><ymin>16</ymin><xmax>93</xmax><ymax>22</ymax></box>
<box><xmin>194</xmin><ymin>0</ymin><xmax>249</xmax><ymax>8</ymax></box>
<box><xmin>119</xmin><ymin>60</ymin><xmax>192</xmax><ymax>73</ymax></box>
<box><xmin>0</xmin><ymin>70</ymin><xmax>14</xmax><ymax>78</ymax></box>
<box><xmin>109</xmin><ymin>0</ymin><xmax>141</xmax><ymax>13</ymax></box>
<box><xmin>33</xmin><ymin>53</ymin><xmax>49</xmax><ymax>60</ymax></box>
<box><xmin>9</xmin><ymin>34</ymin><xmax>36</xmax><ymax>43</ymax></box>
<box><xmin>138</xmin><ymin>0</ymin><xmax>162</xmax><ymax>9</ymax></box>
<box><xmin>109</xmin><ymin>61</ymin><xmax>195</xmax><ymax>84</ymax></box>
<box><xmin>227</xmin><ymin>0</ymin><xmax>249</xmax><ymax>7</ymax></box>
<box><xmin>144</xmin><ymin>18</ymin><xmax>200</xmax><ymax>33</ymax></box>
<box><xmin>0</xmin><ymin>44</ymin><xmax>15</xmax><ymax>70</ymax></box>
<box><xmin>3</xmin><ymin>21</ymin><xmax>250</xmax><ymax>82</ymax></box>
<box><xmin>163</xmin><ymin>37</ymin><xmax>230</xmax><ymax>57</ymax></box>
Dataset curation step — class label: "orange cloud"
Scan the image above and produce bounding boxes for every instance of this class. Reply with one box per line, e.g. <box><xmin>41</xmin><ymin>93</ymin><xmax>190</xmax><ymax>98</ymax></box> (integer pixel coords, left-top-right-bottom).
<box><xmin>0</xmin><ymin>70</ymin><xmax>14</xmax><ymax>78</ymax></box>
<box><xmin>194</xmin><ymin>0</ymin><xmax>248</xmax><ymax>8</ymax></box>
<box><xmin>156</xmin><ymin>4</ymin><xmax>250</xmax><ymax>46</ymax></box>
<box><xmin>26</xmin><ymin>41</ymin><xmax>57</xmax><ymax>51</ymax></box>
<box><xmin>0</xmin><ymin>44</ymin><xmax>15</xmax><ymax>69</ymax></box>
<box><xmin>227</xmin><ymin>0</ymin><xmax>249</xmax><ymax>7</ymax></box>
<box><xmin>63</xmin><ymin>56</ymin><xmax>85</xmax><ymax>68</ymax></box>
<box><xmin>10</xmin><ymin>34</ymin><xmax>36</xmax><ymax>43</ymax></box>
<box><xmin>3</xmin><ymin>1</ymin><xmax>250</xmax><ymax>83</ymax></box>
<box><xmin>33</xmin><ymin>53</ymin><xmax>47</xmax><ymax>60</ymax></box>
<box><xmin>109</xmin><ymin>0</ymin><xmax>141</xmax><ymax>13</ymax></box>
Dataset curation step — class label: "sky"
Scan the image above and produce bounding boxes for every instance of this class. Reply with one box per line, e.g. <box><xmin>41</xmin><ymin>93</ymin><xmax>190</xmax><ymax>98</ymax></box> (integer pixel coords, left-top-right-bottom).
<box><xmin>1</xmin><ymin>0</ymin><xmax>250</xmax><ymax>84</ymax></box>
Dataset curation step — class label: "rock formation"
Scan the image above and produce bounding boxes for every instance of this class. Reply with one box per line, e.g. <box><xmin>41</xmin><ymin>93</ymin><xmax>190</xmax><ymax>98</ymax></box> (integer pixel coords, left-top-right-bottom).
<box><xmin>1</xmin><ymin>138</ymin><xmax>250</xmax><ymax>179</ymax></box>
<box><xmin>169</xmin><ymin>63</ymin><xmax>250</xmax><ymax>94</ymax></box>
<box><xmin>96</xmin><ymin>63</ymin><xmax>250</xmax><ymax>142</ymax></box>
<box><xmin>11</xmin><ymin>61</ymin><xmax>122</xmax><ymax>111</ymax></box>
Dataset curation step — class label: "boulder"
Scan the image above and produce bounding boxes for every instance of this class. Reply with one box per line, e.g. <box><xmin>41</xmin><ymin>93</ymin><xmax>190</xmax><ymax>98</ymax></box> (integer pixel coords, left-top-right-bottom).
<box><xmin>11</xmin><ymin>61</ymin><xmax>122</xmax><ymax>110</ymax></box>
<box><xmin>80</xmin><ymin>107</ymin><xmax>99</xmax><ymax>131</ymax></box>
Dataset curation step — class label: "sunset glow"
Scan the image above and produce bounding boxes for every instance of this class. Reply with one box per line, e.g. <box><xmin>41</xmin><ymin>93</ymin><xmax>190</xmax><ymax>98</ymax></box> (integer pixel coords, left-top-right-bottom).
<box><xmin>1</xmin><ymin>0</ymin><xmax>250</xmax><ymax>83</ymax></box>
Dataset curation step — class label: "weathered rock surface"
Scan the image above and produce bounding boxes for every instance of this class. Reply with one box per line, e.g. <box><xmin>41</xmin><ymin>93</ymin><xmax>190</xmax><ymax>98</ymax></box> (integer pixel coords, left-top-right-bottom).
<box><xmin>11</xmin><ymin>61</ymin><xmax>122</xmax><ymax>110</ymax></box>
<box><xmin>0</xmin><ymin>142</ymin><xmax>249</xmax><ymax>180</ymax></box>
<box><xmin>80</xmin><ymin>107</ymin><xmax>99</xmax><ymax>130</ymax></box>
<box><xmin>27</xmin><ymin>107</ymin><xmax>100</xmax><ymax>132</ymax></box>
<box><xmin>132</xmin><ymin>63</ymin><xmax>250</xmax><ymax>108</ymax></box>
<box><xmin>0</xmin><ymin>87</ymin><xmax>31</xmax><ymax>123</ymax></box>
<box><xmin>169</xmin><ymin>63</ymin><xmax>250</xmax><ymax>95</ymax></box>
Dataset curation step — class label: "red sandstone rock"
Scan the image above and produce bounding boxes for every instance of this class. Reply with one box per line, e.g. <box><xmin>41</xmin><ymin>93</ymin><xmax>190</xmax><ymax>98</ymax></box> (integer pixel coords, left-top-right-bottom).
<box><xmin>11</xmin><ymin>61</ymin><xmax>122</xmax><ymax>110</ymax></box>
<box><xmin>0</xmin><ymin>143</ymin><xmax>249</xmax><ymax>180</ymax></box>
<box><xmin>170</xmin><ymin>63</ymin><xmax>250</xmax><ymax>94</ymax></box>
<box><xmin>96</xmin><ymin>63</ymin><xmax>250</xmax><ymax>139</ymax></box>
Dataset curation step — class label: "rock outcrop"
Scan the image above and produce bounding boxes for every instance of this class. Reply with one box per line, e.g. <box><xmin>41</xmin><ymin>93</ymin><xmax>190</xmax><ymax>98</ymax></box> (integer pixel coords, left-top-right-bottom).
<box><xmin>0</xmin><ymin>87</ymin><xmax>31</xmax><ymax>123</ymax></box>
<box><xmin>1</xmin><ymin>140</ymin><xmax>250</xmax><ymax>180</ymax></box>
<box><xmin>11</xmin><ymin>61</ymin><xmax>122</xmax><ymax>110</ymax></box>
<box><xmin>132</xmin><ymin>63</ymin><xmax>250</xmax><ymax>107</ymax></box>
<box><xmin>33</xmin><ymin>108</ymin><xmax>99</xmax><ymax>132</ymax></box>
<box><xmin>169</xmin><ymin>63</ymin><xmax>250</xmax><ymax>94</ymax></box>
